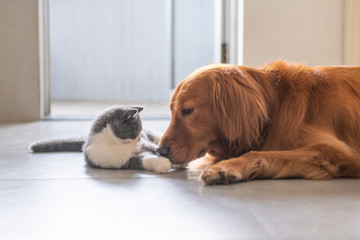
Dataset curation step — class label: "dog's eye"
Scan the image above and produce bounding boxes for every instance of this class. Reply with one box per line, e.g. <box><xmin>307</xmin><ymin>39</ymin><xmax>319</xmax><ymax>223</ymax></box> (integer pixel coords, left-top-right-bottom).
<box><xmin>182</xmin><ymin>108</ymin><xmax>194</xmax><ymax>116</ymax></box>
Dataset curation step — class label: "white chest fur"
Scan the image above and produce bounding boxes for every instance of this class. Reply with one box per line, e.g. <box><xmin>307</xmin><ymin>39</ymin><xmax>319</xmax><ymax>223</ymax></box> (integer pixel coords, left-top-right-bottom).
<box><xmin>85</xmin><ymin>124</ymin><xmax>138</xmax><ymax>168</ymax></box>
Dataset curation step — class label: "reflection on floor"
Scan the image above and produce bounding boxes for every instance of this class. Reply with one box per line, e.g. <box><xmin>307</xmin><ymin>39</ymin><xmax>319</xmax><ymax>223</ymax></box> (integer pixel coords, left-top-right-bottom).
<box><xmin>0</xmin><ymin>120</ymin><xmax>359</xmax><ymax>240</ymax></box>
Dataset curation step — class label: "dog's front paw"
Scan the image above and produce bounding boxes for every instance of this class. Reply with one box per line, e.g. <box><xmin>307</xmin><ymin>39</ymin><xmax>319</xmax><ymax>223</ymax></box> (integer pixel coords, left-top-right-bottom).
<box><xmin>201</xmin><ymin>165</ymin><xmax>243</xmax><ymax>185</ymax></box>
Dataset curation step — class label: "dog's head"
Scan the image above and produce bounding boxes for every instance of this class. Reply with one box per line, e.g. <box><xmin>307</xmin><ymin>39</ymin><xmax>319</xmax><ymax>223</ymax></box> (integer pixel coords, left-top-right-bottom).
<box><xmin>159</xmin><ymin>64</ymin><xmax>274</xmax><ymax>165</ymax></box>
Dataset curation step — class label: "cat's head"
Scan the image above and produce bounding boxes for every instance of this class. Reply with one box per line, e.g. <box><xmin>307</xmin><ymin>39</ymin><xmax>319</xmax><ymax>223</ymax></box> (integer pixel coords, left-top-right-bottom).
<box><xmin>107</xmin><ymin>106</ymin><xmax>144</xmax><ymax>140</ymax></box>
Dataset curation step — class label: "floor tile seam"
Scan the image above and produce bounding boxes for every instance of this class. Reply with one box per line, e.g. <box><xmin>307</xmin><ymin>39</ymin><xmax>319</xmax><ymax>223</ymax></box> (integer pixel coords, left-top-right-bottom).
<box><xmin>0</xmin><ymin>176</ymin><xmax>200</xmax><ymax>181</ymax></box>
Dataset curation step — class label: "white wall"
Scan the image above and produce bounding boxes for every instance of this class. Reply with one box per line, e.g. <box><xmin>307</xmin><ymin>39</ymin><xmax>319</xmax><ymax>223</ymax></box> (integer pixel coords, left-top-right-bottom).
<box><xmin>0</xmin><ymin>0</ymin><xmax>40</xmax><ymax>122</ymax></box>
<box><xmin>242</xmin><ymin>0</ymin><xmax>344</xmax><ymax>67</ymax></box>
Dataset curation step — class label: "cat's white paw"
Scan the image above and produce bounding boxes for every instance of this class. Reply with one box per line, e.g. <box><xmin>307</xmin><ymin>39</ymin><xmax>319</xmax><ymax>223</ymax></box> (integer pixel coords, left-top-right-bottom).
<box><xmin>142</xmin><ymin>155</ymin><xmax>171</xmax><ymax>174</ymax></box>
<box><xmin>154</xmin><ymin>156</ymin><xmax>171</xmax><ymax>174</ymax></box>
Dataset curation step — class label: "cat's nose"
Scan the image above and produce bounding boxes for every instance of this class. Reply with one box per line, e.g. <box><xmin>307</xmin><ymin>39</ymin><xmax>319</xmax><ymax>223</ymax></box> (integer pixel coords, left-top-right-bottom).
<box><xmin>157</xmin><ymin>146</ymin><xmax>170</xmax><ymax>158</ymax></box>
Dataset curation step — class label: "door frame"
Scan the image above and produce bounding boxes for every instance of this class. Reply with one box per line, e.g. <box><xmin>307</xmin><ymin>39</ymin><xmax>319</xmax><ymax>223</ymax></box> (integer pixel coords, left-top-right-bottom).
<box><xmin>221</xmin><ymin>0</ymin><xmax>244</xmax><ymax>65</ymax></box>
<box><xmin>38</xmin><ymin>0</ymin><xmax>50</xmax><ymax>118</ymax></box>
<box><xmin>38</xmin><ymin>0</ymin><xmax>237</xmax><ymax>117</ymax></box>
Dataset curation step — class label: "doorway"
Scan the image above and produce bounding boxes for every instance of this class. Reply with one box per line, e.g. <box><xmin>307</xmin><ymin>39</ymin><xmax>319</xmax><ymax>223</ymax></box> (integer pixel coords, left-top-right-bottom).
<box><xmin>41</xmin><ymin>0</ymin><xmax>239</xmax><ymax>119</ymax></box>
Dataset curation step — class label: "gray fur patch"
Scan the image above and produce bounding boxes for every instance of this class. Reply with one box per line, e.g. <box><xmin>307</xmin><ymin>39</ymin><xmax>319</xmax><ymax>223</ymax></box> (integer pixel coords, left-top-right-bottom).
<box><xmin>140</xmin><ymin>141</ymin><xmax>159</xmax><ymax>155</ymax></box>
<box><xmin>120</xmin><ymin>156</ymin><xmax>144</xmax><ymax>170</ymax></box>
<box><xmin>141</xmin><ymin>129</ymin><xmax>156</xmax><ymax>143</ymax></box>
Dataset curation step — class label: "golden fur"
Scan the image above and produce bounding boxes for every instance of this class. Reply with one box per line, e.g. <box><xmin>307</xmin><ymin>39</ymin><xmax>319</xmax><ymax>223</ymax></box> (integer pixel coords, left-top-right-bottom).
<box><xmin>159</xmin><ymin>61</ymin><xmax>360</xmax><ymax>184</ymax></box>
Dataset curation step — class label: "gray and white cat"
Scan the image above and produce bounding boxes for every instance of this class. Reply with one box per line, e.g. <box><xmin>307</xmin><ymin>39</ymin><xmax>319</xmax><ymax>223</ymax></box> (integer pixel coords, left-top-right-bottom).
<box><xmin>30</xmin><ymin>106</ymin><xmax>171</xmax><ymax>173</ymax></box>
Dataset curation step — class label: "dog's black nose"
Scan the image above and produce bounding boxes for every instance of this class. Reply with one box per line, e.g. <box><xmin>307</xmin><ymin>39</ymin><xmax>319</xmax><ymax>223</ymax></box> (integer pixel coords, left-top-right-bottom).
<box><xmin>157</xmin><ymin>146</ymin><xmax>170</xmax><ymax>158</ymax></box>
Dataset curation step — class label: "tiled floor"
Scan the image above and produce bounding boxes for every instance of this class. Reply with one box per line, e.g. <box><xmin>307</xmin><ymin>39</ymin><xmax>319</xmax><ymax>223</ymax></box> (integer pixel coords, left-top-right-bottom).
<box><xmin>1</xmin><ymin>120</ymin><xmax>360</xmax><ymax>240</ymax></box>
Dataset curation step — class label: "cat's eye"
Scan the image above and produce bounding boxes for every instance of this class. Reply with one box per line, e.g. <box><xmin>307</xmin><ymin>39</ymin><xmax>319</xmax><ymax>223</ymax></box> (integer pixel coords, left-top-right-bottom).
<box><xmin>182</xmin><ymin>108</ymin><xmax>194</xmax><ymax>117</ymax></box>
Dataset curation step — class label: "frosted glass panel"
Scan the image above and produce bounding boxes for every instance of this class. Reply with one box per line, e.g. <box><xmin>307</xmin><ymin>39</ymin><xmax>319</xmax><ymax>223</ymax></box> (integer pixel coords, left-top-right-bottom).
<box><xmin>49</xmin><ymin>0</ymin><xmax>171</xmax><ymax>102</ymax></box>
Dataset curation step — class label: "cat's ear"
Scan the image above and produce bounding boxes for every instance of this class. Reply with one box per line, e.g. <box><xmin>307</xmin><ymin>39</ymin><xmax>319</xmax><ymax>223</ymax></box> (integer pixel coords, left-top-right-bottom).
<box><xmin>124</xmin><ymin>109</ymin><xmax>138</xmax><ymax>120</ymax></box>
<box><xmin>131</xmin><ymin>106</ymin><xmax>144</xmax><ymax>113</ymax></box>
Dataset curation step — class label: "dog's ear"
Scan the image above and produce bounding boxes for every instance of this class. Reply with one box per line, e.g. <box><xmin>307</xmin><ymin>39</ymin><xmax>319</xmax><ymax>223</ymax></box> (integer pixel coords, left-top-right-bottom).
<box><xmin>211</xmin><ymin>66</ymin><xmax>270</xmax><ymax>146</ymax></box>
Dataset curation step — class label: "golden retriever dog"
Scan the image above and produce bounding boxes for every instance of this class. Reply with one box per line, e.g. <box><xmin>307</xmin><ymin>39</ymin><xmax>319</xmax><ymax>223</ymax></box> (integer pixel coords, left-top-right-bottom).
<box><xmin>158</xmin><ymin>61</ymin><xmax>360</xmax><ymax>185</ymax></box>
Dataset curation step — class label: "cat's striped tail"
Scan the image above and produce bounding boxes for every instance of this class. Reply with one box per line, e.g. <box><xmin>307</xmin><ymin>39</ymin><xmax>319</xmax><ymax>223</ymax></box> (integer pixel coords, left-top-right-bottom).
<box><xmin>30</xmin><ymin>138</ymin><xmax>85</xmax><ymax>152</ymax></box>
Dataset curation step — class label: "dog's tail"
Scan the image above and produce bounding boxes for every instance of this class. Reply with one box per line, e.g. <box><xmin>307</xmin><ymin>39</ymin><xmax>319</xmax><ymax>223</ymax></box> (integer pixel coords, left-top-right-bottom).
<box><xmin>30</xmin><ymin>138</ymin><xmax>86</xmax><ymax>152</ymax></box>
